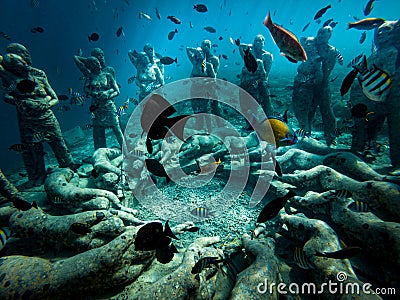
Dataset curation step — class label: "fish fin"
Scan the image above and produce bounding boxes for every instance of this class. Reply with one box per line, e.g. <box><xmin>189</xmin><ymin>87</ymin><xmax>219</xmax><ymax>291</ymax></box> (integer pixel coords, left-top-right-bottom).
<box><xmin>146</xmin><ymin>137</ymin><xmax>153</xmax><ymax>154</ymax></box>
<box><xmin>263</xmin><ymin>11</ymin><xmax>272</xmax><ymax>28</ymax></box>
<box><xmin>282</xmin><ymin>54</ymin><xmax>298</xmax><ymax>63</ymax></box>
<box><xmin>314</xmin><ymin>251</ymin><xmax>326</xmax><ymax>257</ymax></box>
<box><xmin>164</xmin><ymin>220</ymin><xmax>179</xmax><ymax>240</ymax></box>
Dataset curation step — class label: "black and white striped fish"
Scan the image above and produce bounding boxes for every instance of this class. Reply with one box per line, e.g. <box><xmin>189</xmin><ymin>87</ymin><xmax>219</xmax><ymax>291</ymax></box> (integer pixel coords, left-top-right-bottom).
<box><xmin>0</xmin><ymin>227</ymin><xmax>11</xmax><ymax>252</ymax></box>
<box><xmin>32</xmin><ymin>132</ymin><xmax>45</xmax><ymax>143</ymax></box>
<box><xmin>294</xmin><ymin>128</ymin><xmax>309</xmax><ymax>138</ymax></box>
<box><xmin>0</xmin><ymin>31</ymin><xmax>12</xmax><ymax>42</ymax></box>
<box><xmin>347</xmin><ymin>53</ymin><xmax>363</xmax><ymax>68</ymax></box>
<box><xmin>294</xmin><ymin>247</ymin><xmax>313</xmax><ymax>270</ymax></box>
<box><xmin>348</xmin><ymin>200</ymin><xmax>369</xmax><ymax>212</ymax></box>
<box><xmin>357</xmin><ymin>62</ymin><xmax>392</xmax><ymax>102</ymax></box>
<box><xmin>333</xmin><ymin>190</ymin><xmax>352</xmax><ymax>198</ymax></box>
<box><xmin>191</xmin><ymin>207</ymin><xmax>214</xmax><ymax>218</ymax></box>
<box><xmin>334</xmin><ymin>48</ymin><xmax>344</xmax><ymax>65</ymax></box>
<box><xmin>70</xmin><ymin>91</ymin><xmax>86</xmax><ymax>105</ymax></box>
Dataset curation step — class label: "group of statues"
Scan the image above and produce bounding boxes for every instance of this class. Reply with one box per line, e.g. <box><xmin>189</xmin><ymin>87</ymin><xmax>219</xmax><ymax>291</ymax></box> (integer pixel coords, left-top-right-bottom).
<box><xmin>0</xmin><ymin>20</ymin><xmax>400</xmax><ymax>186</ymax></box>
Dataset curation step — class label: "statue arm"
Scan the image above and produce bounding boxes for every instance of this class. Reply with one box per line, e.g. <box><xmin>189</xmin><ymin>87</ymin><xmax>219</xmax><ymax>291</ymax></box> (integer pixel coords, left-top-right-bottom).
<box><xmin>73</xmin><ymin>55</ymin><xmax>91</xmax><ymax>77</ymax></box>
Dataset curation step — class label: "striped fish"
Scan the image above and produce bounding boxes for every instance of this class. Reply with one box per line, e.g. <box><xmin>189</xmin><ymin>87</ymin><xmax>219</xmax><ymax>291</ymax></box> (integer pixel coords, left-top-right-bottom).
<box><xmin>294</xmin><ymin>247</ymin><xmax>313</xmax><ymax>270</ymax></box>
<box><xmin>347</xmin><ymin>54</ymin><xmax>363</xmax><ymax>68</ymax></box>
<box><xmin>349</xmin><ymin>200</ymin><xmax>369</xmax><ymax>212</ymax></box>
<box><xmin>0</xmin><ymin>31</ymin><xmax>12</xmax><ymax>42</ymax></box>
<box><xmin>334</xmin><ymin>48</ymin><xmax>344</xmax><ymax>65</ymax></box>
<box><xmin>191</xmin><ymin>207</ymin><xmax>214</xmax><ymax>218</ymax></box>
<box><xmin>70</xmin><ymin>91</ymin><xmax>86</xmax><ymax>105</ymax></box>
<box><xmin>333</xmin><ymin>190</ymin><xmax>352</xmax><ymax>198</ymax></box>
<box><xmin>0</xmin><ymin>227</ymin><xmax>11</xmax><ymax>251</ymax></box>
<box><xmin>358</xmin><ymin>63</ymin><xmax>392</xmax><ymax>102</ymax></box>
<box><xmin>294</xmin><ymin>128</ymin><xmax>309</xmax><ymax>138</ymax></box>
<box><xmin>32</xmin><ymin>132</ymin><xmax>45</xmax><ymax>143</ymax></box>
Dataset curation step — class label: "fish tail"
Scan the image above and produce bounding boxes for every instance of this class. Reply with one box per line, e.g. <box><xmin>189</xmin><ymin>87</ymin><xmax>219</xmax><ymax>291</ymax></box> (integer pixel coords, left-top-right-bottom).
<box><xmin>263</xmin><ymin>11</ymin><xmax>272</xmax><ymax>28</ymax></box>
<box><xmin>174</xmin><ymin>57</ymin><xmax>178</xmax><ymax>63</ymax></box>
<box><xmin>347</xmin><ymin>23</ymin><xmax>353</xmax><ymax>29</ymax></box>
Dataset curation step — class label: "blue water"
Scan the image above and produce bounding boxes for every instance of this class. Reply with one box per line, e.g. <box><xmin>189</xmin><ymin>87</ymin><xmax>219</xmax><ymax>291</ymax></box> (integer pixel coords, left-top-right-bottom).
<box><xmin>0</xmin><ymin>0</ymin><xmax>399</xmax><ymax>171</ymax></box>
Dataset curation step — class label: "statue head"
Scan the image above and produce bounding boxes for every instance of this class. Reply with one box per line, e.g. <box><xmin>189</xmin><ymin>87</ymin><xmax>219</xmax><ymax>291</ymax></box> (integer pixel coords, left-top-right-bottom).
<box><xmin>6</xmin><ymin>43</ymin><xmax>32</xmax><ymax>66</ymax></box>
<box><xmin>85</xmin><ymin>56</ymin><xmax>102</xmax><ymax>74</ymax></box>
<box><xmin>316</xmin><ymin>26</ymin><xmax>332</xmax><ymax>44</ymax></box>
<box><xmin>253</xmin><ymin>34</ymin><xmax>265</xmax><ymax>52</ymax></box>
<box><xmin>201</xmin><ymin>40</ymin><xmax>212</xmax><ymax>55</ymax></box>
<box><xmin>91</xmin><ymin>48</ymin><xmax>105</xmax><ymax>67</ymax></box>
<box><xmin>2</xmin><ymin>53</ymin><xmax>30</xmax><ymax>75</ymax></box>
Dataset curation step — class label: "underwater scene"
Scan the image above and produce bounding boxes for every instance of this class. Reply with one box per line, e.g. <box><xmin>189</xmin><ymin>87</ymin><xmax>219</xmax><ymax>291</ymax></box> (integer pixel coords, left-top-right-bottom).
<box><xmin>1</xmin><ymin>0</ymin><xmax>400</xmax><ymax>299</ymax></box>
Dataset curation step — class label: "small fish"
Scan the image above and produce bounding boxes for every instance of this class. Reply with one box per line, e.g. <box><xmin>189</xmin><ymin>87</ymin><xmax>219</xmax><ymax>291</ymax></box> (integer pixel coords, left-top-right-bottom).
<box><xmin>13</xmin><ymin>197</ymin><xmax>35</xmax><ymax>211</ymax></box>
<box><xmin>17</xmin><ymin>79</ymin><xmax>37</xmax><ymax>93</ymax></box>
<box><xmin>347</xmin><ymin>53</ymin><xmax>363</xmax><ymax>68</ymax></box>
<box><xmin>349</xmin><ymin>200</ymin><xmax>369</xmax><ymax>212</ymax></box>
<box><xmin>183</xmin><ymin>226</ymin><xmax>200</xmax><ymax>232</ymax></box>
<box><xmin>257</xmin><ymin>190</ymin><xmax>296</xmax><ymax>223</ymax></box>
<box><xmin>134</xmin><ymin>220</ymin><xmax>178</xmax><ymax>251</ymax></box>
<box><xmin>302</xmin><ymin>22</ymin><xmax>311</xmax><ymax>32</ymax></box>
<box><xmin>340</xmin><ymin>68</ymin><xmax>359</xmax><ymax>96</ymax></box>
<box><xmin>0</xmin><ymin>31</ymin><xmax>12</xmax><ymax>42</ymax></box>
<box><xmin>334</xmin><ymin>48</ymin><xmax>344</xmax><ymax>65</ymax></box>
<box><xmin>204</xmin><ymin>26</ymin><xmax>216</xmax><ymax>33</ymax></box>
<box><xmin>314</xmin><ymin>5</ymin><xmax>331</xmax><ymax>20</ymax></box>
<box><xmin>30</xmin><ymin>26</ymin><xmax>44</xmax><ymax>33</ymax></box>
<box><xmin>156</xmin><ymin>243</ymin><xmax>178</xmax><ymax>264</ymax></box>
<box><xmin>193</xmin><ymin>4</ymin><xmax>208</xmax><ymax>13</ymax></box>
<box><xmin>294</xmin><ymin>247</ymin><xmax>313</xmax><ymax>270</ymax></box>
<box><xmin>243</xmin><ymin>48</ymin><xmax>257</xmax><ymax>73</ymax></box>
<box><xmin>88</xmin><ymin>32</ymin><xmax>99</xmax><ymax>42</ymax></box>
<box><xmin>218</xmin><ymin>36</ymin><xmax>223</xmax><ymax>41</ymax></box>
<box><xmin>117</xmin><ymin>105</ymin><xmax>127</xmax><ymax>116</ymax></box>
<box><xmin>0</xmin><ymin>227</ymin><xmax>11</xmax><ymax>252</ymax></box>
<box><xmin>70</xmin><ymin>222</ymin><xmax>92</xmax><ymax>235</ymax></box>
<box><xmin>126</xmin><ymin>96</ymin><xmax>139</xmax><ymax>105</ymax></box>
<box><xmin>8</xmin><ymin>143</ymin><xmax>27</xmax><ymax>153</ymax></box>
<box><xmin>145</xmin><ymin>158</ymin><xmax>169</xmax><ymax>181</ymax></box>
<box><xmin>167</xmin><ymin>16</ymin><xmax>181</xmax><ymax>24</ymax></box>
<box><xmin>359</xmin><ymin>31</ymin><xmax>367</xmax><ymax>44</ymax></box>
<box><xmin>263</xmin><ymin>11</ymin><xmax>307</xmax><ymax>63</ymax></box>
<box><xmin>190</xmin><ymin>21</ymin><xmax>193</xmax><ymax>28</ymax></box>
<box><xmin>323</xmin><ymin>18</ymin><xmax>334</xmax><ymax>27</ymax></box>
<box><xmin>195</xmin><ymin>158</ymin><xmax>222</xmax><ymax>175</ymax></box>
<box><xmin>334</xmin><ymin>190</ymin><xmax>352</xmax><ymax>198</ymax></box>
<box><xmin>330</xmin><ymin>21</ymin><xmax>338</xmax><ymax>28</ymax></box>
<box><xmin>155</xmin><ymin>7</ymin><xmax>161</xmax><ymax>20</ymax></box>
<box><xmin>128</xmin><ymin>76</ymin><xmax>136</xmax><ymax>84</ymax></box>
<box><xmin>347</xmin><ymin>18</ymin><xmax>385</xmax><ymax>30</ymax></box>
<box><xmin>235</xmin><ymin>38</ymin><xmax>240</xmax><ymax>46</ymax></box>
<box><xmin>363</xmin><ymin>0</ymin><xmax>375</xmax><ymax>16</ymax></box>
<box><xmin>139</xmin><ymin>12</ymin><xmax>152</xmax><ymax>21</ymax></box>
<box><xmin>168</xmin><ymin>29</ymin><xmax>178</xmax><ymax>40</ymax></box>
<box><xmin>315</xmin><ymin>246</ymin><xmax>362</xmax><ymax>259</ymax></box>
<box><xmin>160</xmin><ymin>56</ymin><xmax>177</xmax><ymax>65</ymax></box>
<box><xmin>116</xmin><ymin>26</ymin><xmax>124</xmax><ymax>38</ymax></box>
<box><xmin>70</xmin><ymin>91</ymin><xmax>86</xmax><ymax>105</ymax></box>
<box><xmin>191</xmin><ymin>256</ymin><xmax>223</xmax><ymax>274</ymax></box>
<box><xmin>294</xmin><ymin>128</ymin><xmax>309</xmax><ymax>138</ymax></box>
<box><xmin>258</xmin><ymin>114</ymin><xmax>298</xmax><ymax>147</ymax></box>
<box><xmin>32</xmin><ymin>132</ymin><xmax>45</xmax><ymax>143</ymax></box>
<box><xmin>191</xmin><ymin>207</ymin><xmax>214</xmax><ymax>218</ymax></box>
<box><xmin>201</xmin><ymin>59</ymin><xmax>206</xmax><ymax>73</ymax></box>
<box><xmin>222</xmin><ymin>54</ymin><xmax>228</xmax><ymax>60</ymax></box>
